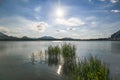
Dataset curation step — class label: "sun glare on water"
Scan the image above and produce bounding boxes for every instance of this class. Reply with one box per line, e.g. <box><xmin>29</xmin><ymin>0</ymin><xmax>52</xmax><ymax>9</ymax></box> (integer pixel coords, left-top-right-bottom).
<box><xmin>57</xmin><ymin>65</ymin><xmax>62</xmax><ymax>75</ymax></box>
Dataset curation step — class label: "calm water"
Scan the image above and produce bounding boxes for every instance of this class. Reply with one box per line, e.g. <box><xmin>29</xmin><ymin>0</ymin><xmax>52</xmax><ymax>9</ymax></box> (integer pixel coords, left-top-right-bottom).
<box><xmin>0</xmin><ymin>41</ymin><xmax>120</xmax><ymax>80</ymax></box>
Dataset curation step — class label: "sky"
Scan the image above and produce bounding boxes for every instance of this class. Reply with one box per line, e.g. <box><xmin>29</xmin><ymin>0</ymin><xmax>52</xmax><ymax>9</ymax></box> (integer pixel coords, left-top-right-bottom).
<box><xmin>0</xmin><ymin>0</ymin><xmax>120</xmax><ymax>39</ymax></box>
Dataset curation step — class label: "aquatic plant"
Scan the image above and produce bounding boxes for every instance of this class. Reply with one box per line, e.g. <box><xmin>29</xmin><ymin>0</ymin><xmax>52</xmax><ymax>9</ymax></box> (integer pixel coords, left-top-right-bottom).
<box><xmin>47</xmin><ymin>45</ymin><xmax>61</xmax><ymax>66</ymax></box>
<box><xmin>46</xmin><ymin>43</ymin><xmax>111</xmax><ymax>80</ymax></box>
<box><xmin>61</xmin><ymin>43</ymin><xmax>76</xmax><ymax>58</ymax></box>
<box><xmin>74</xmin><ymin>56</ymin><xmax>110</xmax><ymax>80</ymax></box>
<box><xmin>31</xmin><ymin>43</ymin><xmax>111</xmax><ymax>80</ymax></box>
<box><xmin>31</xmin><ymin>53</ymin><xmax>35</xmax><ymax>64</ymax></box>
<box><xmin>62</xmin><ymin>56</ymin><xmax>111</xmax><ymax>80</ymax></box>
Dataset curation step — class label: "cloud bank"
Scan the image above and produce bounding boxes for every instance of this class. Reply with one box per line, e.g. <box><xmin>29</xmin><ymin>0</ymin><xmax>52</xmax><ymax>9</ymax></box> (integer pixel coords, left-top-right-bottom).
<box><xmin>0</xmin><ymin>16</ymin><xmax>48</xmax><ymax>37</ymax></box>
<box><xmin>56</xmin><ymin>17</ymin><xmax>85</xmax><ymax>27</ymax></box>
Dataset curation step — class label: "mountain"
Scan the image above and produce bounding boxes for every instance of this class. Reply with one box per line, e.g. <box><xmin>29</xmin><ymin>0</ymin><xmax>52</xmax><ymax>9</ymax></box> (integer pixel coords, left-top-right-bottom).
<box><xmin>62</xmin><ymin>37</ymin><xmax>74</xmax><ymax>40</ymax></box>
<box><xmin>0</xmin><ymin>32</ymin><xmax>10</xmax><ymax>39</ymax></box>
<box><xmin>0</xmin><ymin>32</ymin><xmax>56</xmax><ymax>40</ymax></box>
<box><xmin>0</xmin><ymin>32</ymin><xmax>19</xmax><ymax>40</ymax></box>
<box><xmin>0</xmin><ymin>31</ymin><xmax>120</xmax><ymax>41</ymax></box>
<box><xmin>111</xmin><ymin>30</ymin><xmax>120</xmax><ymax>40</ymax></box>
<box><xmin>39</xmin><ymin>36</ymin><xmax>56</xmax><ymax>39</ymax></box>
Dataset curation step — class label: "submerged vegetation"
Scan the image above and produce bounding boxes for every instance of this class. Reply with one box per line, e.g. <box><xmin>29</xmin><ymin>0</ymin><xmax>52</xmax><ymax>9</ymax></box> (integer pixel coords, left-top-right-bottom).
<box><xmin>31</xmin><ymin>43</ymin><xmax>111</xmax><ymax>80</ymax></box>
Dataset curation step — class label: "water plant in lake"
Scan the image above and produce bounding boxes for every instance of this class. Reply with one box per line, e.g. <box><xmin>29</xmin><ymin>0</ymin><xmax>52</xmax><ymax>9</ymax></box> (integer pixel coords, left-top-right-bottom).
<box><xmin>46</xmin><ymin>45</ymin><xmax>61</xmax><ymax>66</ymax></box>
<box><xmin>46</xmin><ymin>43</ymin><xmax>111</xmax><ymax>80</ymax></box>
<box><xmin>63</xmin><ymin>56</ymin><xmax>111</xmax><ymax>80</ymax></box>
<box><xmin>46</xmin><ymin>43</ymin><xmax>76</xmax><ymax>66</ymax></box>
<box><xmin>31</xmin><ymin>43</ymin><xmax>111</xmax><ymax>80</ymax></box>
<box><xmin>61</xmin><ymin>43</ymin><xmax>76</xmax><ymax>58</ymax></box>
<box><xmin>31</xmin><ymin>53</ymin><xmax>35</xmax><ymax>64</ymax></box>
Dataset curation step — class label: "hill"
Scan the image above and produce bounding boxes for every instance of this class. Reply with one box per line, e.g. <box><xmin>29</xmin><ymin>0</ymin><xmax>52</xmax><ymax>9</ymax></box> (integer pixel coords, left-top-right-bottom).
<box><xmin>111</xmin><ymin>30</ymin><xmax>120</xmax><ymax>40</ymax></box>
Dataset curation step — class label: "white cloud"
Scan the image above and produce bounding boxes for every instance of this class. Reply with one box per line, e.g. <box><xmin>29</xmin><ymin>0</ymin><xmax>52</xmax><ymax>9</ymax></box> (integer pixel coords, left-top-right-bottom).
<box><xmin>34</xmin><ymin>6</ymin><xmax>41</xmax><ymax>13</ymax></box>
<box><xmin>56</xmin><ymin>30</ymin><xmax>67</xmax><ymax>33</ymax></box>
<box><xmin>0</xmin><ymin>27</ymin><xmax>9</xmax><ymax>33</ymax></box>
<box><xmin>0</xmin><ymin>16</ymin><xmax>48</xmax><ymax>37</ymax></box>
<box><xmin>36</xmin><ymin>22</ymin><xmax>48</xmax><ymax>32</ymax></box>
<box><xmin>0</xmin><ymin>26</ymin><xmax>23</xmax><ymax>37</ymax></box>
<box><xmin>111</xmin><ymin>10</ymin><xmax>120</xmax><ymax>13</ymax></box>
<box><xmin>91</xmin><ymin>21</ymin><xmax>98</xmax><ymax>27</ymax></box>
<box><xmin>66</xmin><ymin>28</ymin><xmax>76</xmax><ymax>31</ymax></box>
<box><xmin>56</xmin><ymin>28</ymin><xmax>76</xmax><ymax>33</ymax></box>
<box><xmin>110</xmin><ymin>0</ymin><xmax>119</xmax><ymax>3</ymax></box>
<box><xmin>17</xmin><ymin>17</ymin><xmax>48</xmax><ymax>32</ymax></box>
<box><xmin>56</xmin><ymin>17</ymin><xmax>85</xmax><ymax>27</ymax></box>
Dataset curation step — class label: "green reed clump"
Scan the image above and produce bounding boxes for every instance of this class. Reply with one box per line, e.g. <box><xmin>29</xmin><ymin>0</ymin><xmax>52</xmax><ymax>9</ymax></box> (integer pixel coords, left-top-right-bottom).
<box><xmin>45</xmin><ymin>43</ymin><xmax>111</xmax><ymax>80</ymax></box>
<box><xmin>73</xmin><ymin>56</ymin><xmax>110</xmax><ymax>80</ymax></box>
<box><xmin>46</xmin><ymin>43</ymin><xmax>76</xmax><ymax>65</ymax></box>
<box><xmin>61</xmin><ymin>43</ymin><xmax>76</xmax><ymax>58</ymax></box>
<box><xmin>47</xmin><ymin>45</ymin><xmax>61</xmax><ymax>66</ymax></box>
<box><xmin>48</xmin><ymin>45</ymin><xmax>61</xmax><ymax>55</ymax></box>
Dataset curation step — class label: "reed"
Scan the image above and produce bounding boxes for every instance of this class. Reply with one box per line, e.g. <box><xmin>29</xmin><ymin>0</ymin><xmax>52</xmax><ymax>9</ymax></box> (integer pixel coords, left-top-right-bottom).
<box><xmin>61</xmin><ymin>43</ymin><xmax>76</xmax><ymax>58</ymax></box>
<box><xmin>73</xmin><ymin>56</ymin><xmax>111</xmax><ymax>80</ymax></box>
<box><xmin>31</xmin><ymin>53</ymin><xmax>35</xmax><ymax>64</ymax></box>
<box><xmin>47</xmin><ymin>45</ymin><xmax>61</xmax><ymax>66</ymax></box>
<box><xmin>37</xmin><ymin>43</ymin><xmax>111</xmax><ymax>80</ymax></box>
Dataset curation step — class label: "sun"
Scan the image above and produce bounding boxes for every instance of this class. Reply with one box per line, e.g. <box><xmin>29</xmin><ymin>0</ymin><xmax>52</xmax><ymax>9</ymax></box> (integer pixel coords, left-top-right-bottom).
<box><xmin>56</xmin><ymin>7</ymin><xmax>64</xmax><ymax>18</ymax></box>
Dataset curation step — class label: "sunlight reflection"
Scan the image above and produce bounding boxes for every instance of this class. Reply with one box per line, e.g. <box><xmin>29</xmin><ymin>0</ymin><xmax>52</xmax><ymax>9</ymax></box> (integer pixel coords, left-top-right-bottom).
<box><xmin>57</xmin><ymin>65</ymin><xmax>62</xmax><ymax>75</ymax></box>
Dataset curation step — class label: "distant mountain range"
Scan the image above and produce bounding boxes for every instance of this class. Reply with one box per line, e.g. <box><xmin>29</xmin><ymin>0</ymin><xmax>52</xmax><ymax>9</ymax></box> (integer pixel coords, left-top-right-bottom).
<box><xmin>111</xmin><ymin>30</ymin><xmax>120</xmax><ymax>40</ymax></box>
<box><xmin>0</xmin><ymin>32</ymin><xmax>8</xmax><ymax>39</ymax></box>
<box><xmin>0</xmin><ymin>30</ymin><xmax>120</xmax><ymax>41</ymax></box>
<box><xmin>0</xmin><ymin>32</ymin><xmax>57</xmax><ymax>41</ymax></box>
<box><xmin>39</xmin><ymin>36</ymin><xmax>56</xmax><ymax>39</ymax></box>
<box><xmin>0</xmin><ymin>32</ymin><xmax>17</xmax><ymax>40</ymax></box>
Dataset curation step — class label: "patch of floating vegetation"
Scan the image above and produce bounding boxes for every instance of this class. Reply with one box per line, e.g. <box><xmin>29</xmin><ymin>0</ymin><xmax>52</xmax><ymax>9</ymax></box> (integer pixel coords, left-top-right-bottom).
<box><xmin>31</xmin><ymin>43</ymin><xmax>112</xmax><ymax>80</ymax></box>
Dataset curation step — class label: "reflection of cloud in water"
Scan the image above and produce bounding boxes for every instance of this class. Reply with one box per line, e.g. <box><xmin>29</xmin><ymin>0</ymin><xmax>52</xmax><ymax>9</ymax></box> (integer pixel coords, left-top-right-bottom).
<box><xmin>30</xmin><ymin>50</ymin><xmax>47</xmax><ymax>64</ymax></box>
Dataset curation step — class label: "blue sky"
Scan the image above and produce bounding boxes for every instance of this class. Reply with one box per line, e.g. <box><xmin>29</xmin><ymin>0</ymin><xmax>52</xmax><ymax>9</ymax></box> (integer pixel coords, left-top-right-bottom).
<box><xmin>0</xmin><ymin>0</ymin><xmax>120</xmax><ymax>39</ymax></box>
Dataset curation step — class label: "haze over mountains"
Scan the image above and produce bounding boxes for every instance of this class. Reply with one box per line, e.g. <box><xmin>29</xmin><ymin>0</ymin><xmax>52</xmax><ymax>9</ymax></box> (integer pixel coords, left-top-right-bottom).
<box><xmin>0</xmin><ymin>30</ymin><xmax>120</xmax><ymax>41</ymax></box>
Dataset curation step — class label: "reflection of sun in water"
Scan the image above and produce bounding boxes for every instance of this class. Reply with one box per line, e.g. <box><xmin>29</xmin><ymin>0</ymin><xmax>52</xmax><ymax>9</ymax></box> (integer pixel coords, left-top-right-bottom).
<box><xmin>57</xmin><ymin>65</ymin><xmax>62</xmax><ymax>75</ymax></box>
<box><xmin>56</xmin><ymin>7</ymin><xmax>64</xmax><ymax>18</ymax></box>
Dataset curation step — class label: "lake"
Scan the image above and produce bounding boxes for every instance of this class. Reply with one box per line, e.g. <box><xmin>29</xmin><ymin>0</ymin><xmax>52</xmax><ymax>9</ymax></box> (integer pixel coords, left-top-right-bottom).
<box><xmin>0</xmin><ymin>41</ymin><xmax>120</xmax><ymax>80</ymax></box>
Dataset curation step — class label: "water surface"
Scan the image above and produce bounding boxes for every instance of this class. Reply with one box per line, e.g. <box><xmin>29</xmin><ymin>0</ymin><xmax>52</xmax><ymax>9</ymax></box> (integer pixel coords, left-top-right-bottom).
<box><xmin>0</xmin><ymin>41</ymin><xmax>120</xmax><ymax>80</ymax></box>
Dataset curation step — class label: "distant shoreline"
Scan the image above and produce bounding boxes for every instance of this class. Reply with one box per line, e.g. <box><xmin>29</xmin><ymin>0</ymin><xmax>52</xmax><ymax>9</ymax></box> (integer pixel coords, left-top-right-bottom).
<box><xmin>0</xmin><ymin>30</ymin><xmax>120</xmax><ymax>41</ymax></box>
<box><xmin>0</xmin><ymin>39</ymin><xmax>119</xmax><ymax>41</ymax></box>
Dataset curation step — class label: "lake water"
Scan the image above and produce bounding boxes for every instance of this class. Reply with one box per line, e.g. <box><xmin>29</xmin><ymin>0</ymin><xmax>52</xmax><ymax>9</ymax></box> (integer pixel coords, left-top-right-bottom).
<box><xmin>0</xmin><ymin>41</ymin><xmax>120</xmax><ymax>80</ymax></box>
